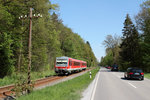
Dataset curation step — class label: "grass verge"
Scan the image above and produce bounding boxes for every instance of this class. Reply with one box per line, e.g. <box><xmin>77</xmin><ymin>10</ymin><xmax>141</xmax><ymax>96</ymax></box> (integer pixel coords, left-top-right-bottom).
<box><xmin>17</xmin><ymin>67</ymin><xmax>100</xmax><ymax>100</ymax></box>
<box><xmin>145</xmin><ymin>73</ymin><xmax>150</xmax><ymax>79</ymax></box>
<box><xmin>0</xmin><ymin>69</ymin><xmax>55</xmax><ymax>87</ymax></box>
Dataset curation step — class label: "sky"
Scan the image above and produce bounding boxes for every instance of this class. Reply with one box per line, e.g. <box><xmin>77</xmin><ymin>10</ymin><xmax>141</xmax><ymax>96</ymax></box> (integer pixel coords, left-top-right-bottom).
<box><xmin>51</xmin><ymin>0</ymin><xmax>146</xmax><ymax>61</ymax></box>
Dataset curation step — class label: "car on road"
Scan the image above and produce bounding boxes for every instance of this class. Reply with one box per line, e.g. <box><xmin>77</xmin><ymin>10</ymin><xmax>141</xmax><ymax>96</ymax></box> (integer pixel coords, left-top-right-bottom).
<box><xmin>124</xmin><ymin>67</ymin><xmax>144</xmax><ymax>80</ymax></box>
<box><xmin>106</xmin><ymin>66</ymin><xmax>111</xmax><ymax>69</ymax></box>
<box><xmin>111</xmin><ymin>64</ymin><xmax>118</xmax><ymax>71</ymax></box>
<box><xmin>111</xmin><ymin>66</ymin><xmax>118</xmax><ymax>71</ymax></box>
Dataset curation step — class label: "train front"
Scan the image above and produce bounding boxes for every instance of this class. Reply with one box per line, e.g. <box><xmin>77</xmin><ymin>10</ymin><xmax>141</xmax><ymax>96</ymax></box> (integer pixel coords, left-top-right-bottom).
<box><xmin>55</xmin><ymin>56</ymin><xmax>69</xmax><ymax>74</ymax></box>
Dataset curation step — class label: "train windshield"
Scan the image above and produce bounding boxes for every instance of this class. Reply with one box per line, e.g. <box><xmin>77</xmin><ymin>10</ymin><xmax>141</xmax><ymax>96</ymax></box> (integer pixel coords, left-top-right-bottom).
<box><xmin>56</xmin><ymin>59</ymin><xmax>68</xmax><ymax>66</ymax></box>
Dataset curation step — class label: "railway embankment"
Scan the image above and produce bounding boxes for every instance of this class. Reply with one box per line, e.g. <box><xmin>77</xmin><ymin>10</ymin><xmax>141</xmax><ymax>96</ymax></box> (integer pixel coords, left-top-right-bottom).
<box><xmin>0</xmin><ymin>70</ymin><xmax>55</xmax><ymax>87</ymax></box>
<box><xmin>17</xmin><ymin>67</ymin><xmax>99</xmax><ymax>100</ymax></box>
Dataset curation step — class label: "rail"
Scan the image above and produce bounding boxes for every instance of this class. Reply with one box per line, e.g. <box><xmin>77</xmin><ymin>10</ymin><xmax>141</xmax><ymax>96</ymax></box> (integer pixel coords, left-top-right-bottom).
<box><xmin>0</xmin><ymin>68</ymin><xmax>92</xmax><ymax>99</ymax></box>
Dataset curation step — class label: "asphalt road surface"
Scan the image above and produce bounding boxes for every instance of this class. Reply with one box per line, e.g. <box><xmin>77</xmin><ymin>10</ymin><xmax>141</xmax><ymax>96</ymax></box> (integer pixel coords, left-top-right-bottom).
<box><xmin>92</xmin><ymin>67</ymin><xmax>150</xmax><ymax>100</ymax></box>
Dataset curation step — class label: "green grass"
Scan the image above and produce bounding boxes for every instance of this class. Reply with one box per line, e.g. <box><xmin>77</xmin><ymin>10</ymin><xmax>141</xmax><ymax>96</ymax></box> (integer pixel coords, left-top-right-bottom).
<box><xmin>0</xmin><ymin>73</ymin><xmax>17</xmax><ymax>86</ymax></box>
<box><xmin>17</xmin><ymin>67</ymin><xmax>100</xmax><ymax>100</ymax></box>
<box><xmin>145</xmin><ymin>73</ymin><xmax>150</xmax><ymax>79</ymax></box>
<box><xmin>0</xmin><ymin>69</ymin><xmax>56</xmax><ymax>87</ymax></box>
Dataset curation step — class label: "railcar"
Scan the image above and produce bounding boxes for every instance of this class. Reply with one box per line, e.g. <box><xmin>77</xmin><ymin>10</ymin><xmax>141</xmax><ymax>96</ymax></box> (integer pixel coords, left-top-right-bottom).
<box><xmin>55</xmin><ymin>56</ymin><xmax>87</xmax><ymax>75</ymax></box>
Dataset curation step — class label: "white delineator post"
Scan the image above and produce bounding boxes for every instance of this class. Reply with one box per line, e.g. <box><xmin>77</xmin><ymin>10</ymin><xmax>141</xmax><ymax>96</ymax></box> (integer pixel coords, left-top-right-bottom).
<box><xmin>90</xmin><ymin>71</ymin><xmax>92</xmax><ymax>79</ymax></box>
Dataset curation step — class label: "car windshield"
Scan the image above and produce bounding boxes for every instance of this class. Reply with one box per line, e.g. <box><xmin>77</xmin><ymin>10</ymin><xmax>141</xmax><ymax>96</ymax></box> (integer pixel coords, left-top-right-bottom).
<box><xmin>131</xmin><ymin>69</ymin><xmax>142</xmax><ymax>73</ymax></box>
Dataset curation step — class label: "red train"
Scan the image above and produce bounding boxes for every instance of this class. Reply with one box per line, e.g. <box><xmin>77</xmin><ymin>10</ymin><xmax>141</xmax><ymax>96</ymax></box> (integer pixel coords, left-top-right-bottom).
<box><xmin>55</xmin><ymin>56</ymin><xmax>87</xmax><ymax>75</ymax></box>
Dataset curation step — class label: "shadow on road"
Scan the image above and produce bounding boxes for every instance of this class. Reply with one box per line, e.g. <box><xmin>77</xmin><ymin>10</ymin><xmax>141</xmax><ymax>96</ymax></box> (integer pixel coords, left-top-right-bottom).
<box><xmin>121</xmin><ymin>77</ymin><xmax>143</xmax><ymax>81</ymax></box>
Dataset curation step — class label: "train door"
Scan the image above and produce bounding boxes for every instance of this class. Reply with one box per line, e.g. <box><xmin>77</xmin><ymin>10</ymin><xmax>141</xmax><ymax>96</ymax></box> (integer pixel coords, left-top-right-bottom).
<box><xmin>69</xmin><ymin>59</ymin><xmax>72</xmax><ymax>69</ymax></box>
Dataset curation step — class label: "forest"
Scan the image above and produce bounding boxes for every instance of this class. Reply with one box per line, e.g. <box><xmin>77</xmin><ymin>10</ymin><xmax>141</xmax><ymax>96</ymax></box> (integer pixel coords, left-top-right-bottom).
<box><xmin>0</xmin><ymin>0</ymin><xmax>97</xmax><ymax>78</ymax></box>
<box><xmin>100</xmin><ymin>0</ymin><xmax>150</xmax><ymax>72</ymax></box>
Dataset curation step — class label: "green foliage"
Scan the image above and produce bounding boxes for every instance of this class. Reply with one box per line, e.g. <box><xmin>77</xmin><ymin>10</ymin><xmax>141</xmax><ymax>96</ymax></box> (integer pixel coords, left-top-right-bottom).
<box><xmin>12</xmin><ymin>74</ymin><xmax>34</xmax><ymax>97</ymax></box>
<box><xmin>102</xmin><ymin>34</ymin><xmax>121</xmax><ymax>66</ymax></box>
<box><xmin>0</xmin><ymin>3</ymin><xmax>13</xmax><ymax>32</ymax></box>
<box><xmin>17</xmin><ymin>67</ymin><xmax>100</xmax><ymax>100</ymax></box>
<box><xmin>0</xmin><ymin>0</ymin><xmax>97</xmax><ymax>79</ymax></box>
<box><xmin>0</xmin><ymin>1</ymin><xmax>16</xmax><ymax>77</ymax></box>
<box><xmin>0</xmin><ymin>68</ymin><xmax>55</xmax><ymax>87</ymax></box>
<box><xmin>101</xmin><ymin>1</ymin><xmax>150</xmax><ymax>72</ymax></box>
<box><xmin>100</xmin><ymin>50</ymin><xmax>113</xmax><ymax>66</ymax></box>
<box><xmin>119</xmin><ymin>14</ymin><xmax>141</xmax><ymax>70</ymax></box>
<box><xmin>0</xmin><ymin>33</ymin><xmax>14</xmax><ymax>77</ymax></box>
<box><xmin>135</xmin><ymin>0</ymin><xmax>150</xmax><ymax>72</ymax></box>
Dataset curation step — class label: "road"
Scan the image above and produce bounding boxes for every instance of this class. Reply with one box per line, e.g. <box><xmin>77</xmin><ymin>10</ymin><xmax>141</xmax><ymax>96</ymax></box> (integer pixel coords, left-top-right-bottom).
<box><xmin>92</xmin><ymin>67</ymin><xmax>150</xmax><ymax>100</ymax></box>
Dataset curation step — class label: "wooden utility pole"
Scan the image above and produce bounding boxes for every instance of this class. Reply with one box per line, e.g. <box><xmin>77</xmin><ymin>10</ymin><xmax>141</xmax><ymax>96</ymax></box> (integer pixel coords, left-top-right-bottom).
<box><xmin>19</xmin><ymin>8</ymin><xmax>42</xmax><ymax>93</ymax></box>
<box><xmin>27</xmin><ymin>8</ymin><xmax>32</xmax><ymax>93</ymax></box>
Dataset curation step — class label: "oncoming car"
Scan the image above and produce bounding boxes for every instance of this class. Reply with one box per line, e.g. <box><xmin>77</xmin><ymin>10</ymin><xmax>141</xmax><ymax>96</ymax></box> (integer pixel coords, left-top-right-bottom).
<box><xmin>111</xmin><ymin>63</ymin><xmax>118</xmax><ymax>71</ymax></box>
<box><xmin>124</xmin><ymin>67</ymin><xmax>144</xmax><ymax>80</ymax></box>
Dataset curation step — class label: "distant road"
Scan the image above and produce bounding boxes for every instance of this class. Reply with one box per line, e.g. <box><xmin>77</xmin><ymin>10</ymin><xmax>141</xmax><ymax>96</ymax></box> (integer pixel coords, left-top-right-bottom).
<box><xmin>92</xmin><ymin>67</ymin><xmax>150</xmax><ymax>100</ymax></box>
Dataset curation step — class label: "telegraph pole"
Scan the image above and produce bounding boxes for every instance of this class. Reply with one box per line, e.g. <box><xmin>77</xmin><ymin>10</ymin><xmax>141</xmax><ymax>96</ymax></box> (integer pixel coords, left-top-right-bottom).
<box><xmin>19</xmin><ymin>8</ymin><xmax>42</xmax><ymax>93</ymax></box>
<box><xmin>27</xmin><ymin>7</ymin><xmax>32</xmax><ymax>88</ymax></box>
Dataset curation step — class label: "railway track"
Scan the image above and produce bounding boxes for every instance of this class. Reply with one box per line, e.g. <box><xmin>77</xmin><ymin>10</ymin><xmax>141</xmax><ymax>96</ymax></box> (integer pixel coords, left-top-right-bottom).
<box><xmin>0</xmin><ymin>76</ymin><xmax>64</xmax><ymax>99</ymax></box>
<box><xmin>0</xmin><ymin>69</ymin><xmax>91</xmax><ymax>99</ymax></box>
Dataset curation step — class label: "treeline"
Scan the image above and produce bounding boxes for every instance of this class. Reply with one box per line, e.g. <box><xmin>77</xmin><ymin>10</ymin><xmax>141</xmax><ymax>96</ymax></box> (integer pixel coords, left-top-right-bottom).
<box><xmin>0</xmin><ymin>0</ymin><xmax>97</xmax><ymax>78</ymax></box>
<box><xmin>100</xmin><ymin>0</ymin><xmax>150</xmax><ymax>72</ymax></box>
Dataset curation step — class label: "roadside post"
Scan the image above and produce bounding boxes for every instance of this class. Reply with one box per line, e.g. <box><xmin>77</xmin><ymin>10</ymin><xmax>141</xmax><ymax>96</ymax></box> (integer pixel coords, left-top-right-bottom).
<box><xmin>90</xmin><ymin>71</ymin><xmax>92</xmax><ymax>79</ymax></box>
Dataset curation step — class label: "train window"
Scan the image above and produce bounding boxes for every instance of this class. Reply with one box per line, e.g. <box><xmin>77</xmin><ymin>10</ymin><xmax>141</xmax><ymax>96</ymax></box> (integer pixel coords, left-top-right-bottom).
<box><xmin>82</xmin><ymin>63</ymin><xmax>84</xmax><ymax>66</ymax></box>
<box><xmin>74</xmin><ymin>61</ymin><xmax>80</xmax><ymax>66</ymax></box>
<box><xmin>82</xmin><ymin>63</ymin><xmax>86</xmax><ymax>66</ymax></box>
<box><xmin>56</xmin><ymin>62</ymin><xmax>67</xmax><ymax>64</ymax></box>
<box><xmin>69</xmin><ymin>60</ymin><xmax>72</xmax><ymax>66</ymax></box>
<box><xmin>56</xmin><ymin>59</ymin><xmax>68</xmax><ymax>65</ymax></box>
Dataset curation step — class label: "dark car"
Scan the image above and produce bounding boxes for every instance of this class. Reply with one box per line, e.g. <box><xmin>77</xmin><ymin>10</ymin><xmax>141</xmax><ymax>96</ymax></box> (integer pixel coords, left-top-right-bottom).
<box><xmin>124</xmin><ymin>67</ymin><xmax>144</xmax><ymax>80</ymax></box>
<box><xmin>111</xmin><ymin>64</ymin><xmax>118</xmax><ymax>71</ymax></box>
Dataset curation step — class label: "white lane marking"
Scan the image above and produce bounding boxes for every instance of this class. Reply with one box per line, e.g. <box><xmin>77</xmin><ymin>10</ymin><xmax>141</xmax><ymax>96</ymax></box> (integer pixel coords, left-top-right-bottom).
<box><xmin>128</xmin><ymin>82</ymin><xmax>137</xmax><ymax>88</ymax></box>
<box><xmin>90</xmin><ymin>70</ymin><xmax>100</xmax><ymax>100</ymax></box>
<box><xmin>111</xmin><ymin>72</ymin><xmax>137</xmax><ymax>89</ymax></box>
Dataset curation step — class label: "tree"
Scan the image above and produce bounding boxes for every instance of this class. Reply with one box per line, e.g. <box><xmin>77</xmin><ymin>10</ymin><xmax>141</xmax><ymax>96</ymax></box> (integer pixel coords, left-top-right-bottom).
<box><xmin>0</xmin><ymin>0</ymin><xmax>98</xmax><ymax>78</ymax></box>
<box><xmin>0</xmin><ymin>2</ymin><xmax>16</xmax><ymax>77</ymax></box>
<box><xmin>103</xmin><ymin>34</ymin><xmax>121</xmax><ymax>64</ymax></box>
<box><xmin>135</xmin><ymin>0</ymin><xmax>150</xmax><ymax>72</ymax></box>
<box><xmin>100</xmin><ymin>50</ymin><xmax>113</xmax><ymax>67</ymax></box>
<box><xmin>120</xmin><ymin>14</ymin><xmax>141</xmax><ymax>70</ymax></box>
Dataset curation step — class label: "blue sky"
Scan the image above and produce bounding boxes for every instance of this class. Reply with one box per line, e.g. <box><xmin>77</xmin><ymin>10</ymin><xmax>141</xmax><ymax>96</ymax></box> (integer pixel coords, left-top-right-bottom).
<box><xmin>51</xmin><ymin>0</ymin><xmax>146</xmax><ymax>61</ymax></box>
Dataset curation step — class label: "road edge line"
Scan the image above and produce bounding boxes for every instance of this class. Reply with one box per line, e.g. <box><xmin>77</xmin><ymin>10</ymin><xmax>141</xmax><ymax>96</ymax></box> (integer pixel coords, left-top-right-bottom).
<box><xmin>90</xmin><ymin>69</ymin><xmax>100</xmax><ymax>100</ymax></box>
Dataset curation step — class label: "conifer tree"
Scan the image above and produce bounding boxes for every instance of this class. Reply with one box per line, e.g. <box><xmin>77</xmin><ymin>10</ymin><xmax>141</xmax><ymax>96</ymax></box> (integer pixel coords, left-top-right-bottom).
<box><xmin>120</xmin><ymin>14</ymin><xmax>141</xmax><ymax>69</ymax></box>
